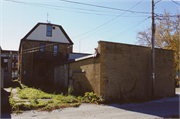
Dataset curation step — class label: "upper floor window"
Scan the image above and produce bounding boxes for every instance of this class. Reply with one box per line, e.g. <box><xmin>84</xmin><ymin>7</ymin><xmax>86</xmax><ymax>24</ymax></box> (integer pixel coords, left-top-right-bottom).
<box><xmin>47</xmin><ymin>25</ymin><xmax>52</xmax><ymax>36</ymax></box>
<box><xmin>16</xmin><ymin>55</ymin><xmax>18</xmax><ymax>60</ymax></box>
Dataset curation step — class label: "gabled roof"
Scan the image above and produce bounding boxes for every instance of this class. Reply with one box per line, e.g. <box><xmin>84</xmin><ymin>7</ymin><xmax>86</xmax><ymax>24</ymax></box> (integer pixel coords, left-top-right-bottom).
<box><xmin>18</xmin><ymin>22</ymin><xmax>74</xmax><ymax>52</ymax></box>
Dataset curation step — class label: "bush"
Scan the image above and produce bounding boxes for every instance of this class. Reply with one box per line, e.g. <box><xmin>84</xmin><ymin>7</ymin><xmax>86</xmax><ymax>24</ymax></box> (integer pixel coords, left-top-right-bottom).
<box><xmin>83</xmin><ymin>92</ymin><xmax>105</xmax><ymax>103</ymax></box>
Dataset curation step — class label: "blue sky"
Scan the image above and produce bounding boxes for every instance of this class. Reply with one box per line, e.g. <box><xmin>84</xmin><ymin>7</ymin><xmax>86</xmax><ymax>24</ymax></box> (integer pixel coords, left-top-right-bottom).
<box><xmin>0</xmin><ymin>0</ymin><xmax>179</xmax><ymax>53</ymax></box>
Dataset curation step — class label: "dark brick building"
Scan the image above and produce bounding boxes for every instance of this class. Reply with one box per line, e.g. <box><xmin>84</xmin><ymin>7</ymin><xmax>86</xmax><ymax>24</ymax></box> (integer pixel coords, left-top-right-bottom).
<box><xmin>18</xmin><ymin>22</ymin><xmax>73</xmax><ymax>85</ymax></box>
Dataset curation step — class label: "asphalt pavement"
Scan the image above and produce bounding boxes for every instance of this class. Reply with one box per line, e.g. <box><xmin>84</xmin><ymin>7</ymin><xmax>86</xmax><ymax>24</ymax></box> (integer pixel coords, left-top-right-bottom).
<box><xmin>1</xmin><ymin>88</ymin><xmax>180</xmax><ymax>119</ymax></box>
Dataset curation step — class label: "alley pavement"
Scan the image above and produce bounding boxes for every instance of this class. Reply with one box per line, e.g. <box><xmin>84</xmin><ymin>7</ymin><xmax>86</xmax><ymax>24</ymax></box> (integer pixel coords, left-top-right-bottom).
<box><xmin>1</xmin><ymin>88</ymin><xmax>180</xmax><ymax>119</ymax></box>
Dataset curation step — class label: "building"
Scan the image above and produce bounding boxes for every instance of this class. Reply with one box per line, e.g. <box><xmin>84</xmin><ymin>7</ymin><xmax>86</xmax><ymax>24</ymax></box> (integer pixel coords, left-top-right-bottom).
<box><xmin>1</xmin><ymin>49</ymin><xmax>18</xmax><ymax>87</ymax></box>
<box><xmin>18</xmin><ymin>22</ymin><xmax>73</xmax><ymax>86</ymax></box>
<box><xmin>18</xmin><ymin>22</ymin><xmax>175</xmax><ymax>101</ymax></box>
<box><xmin>1</xmin><ymin>47</ymin><xmax>4</xmax><ymax>88</ymax></box>
<box><xmin>54</xmin><ymin>41</ymin><xmax>175</xmax><ymax>101</ymax></box>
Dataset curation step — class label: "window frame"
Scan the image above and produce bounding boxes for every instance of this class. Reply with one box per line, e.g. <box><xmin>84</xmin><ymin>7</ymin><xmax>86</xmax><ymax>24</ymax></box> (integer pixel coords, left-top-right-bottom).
<box><xmin>46</xmin><ymin>25</ymin><xmax>52</xmax><ymax>37</ymax></box>
<box><xmin>53</xmin><ymin>45</ymin><xmax>58</xmax><ymax>56</ymax></box>
<box><xmin>40</xmin><ymin>43</ymin><xmax>45</xmax><ymax>52</ymax></box>
<box><xmin>4</xmin><ymin>59</ymin><xmax>8</xmax><ymax>63</ymax></box>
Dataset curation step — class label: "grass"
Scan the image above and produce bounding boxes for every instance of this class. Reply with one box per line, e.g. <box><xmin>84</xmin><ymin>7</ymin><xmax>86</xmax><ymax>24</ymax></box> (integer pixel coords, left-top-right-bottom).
<box><xmin>9</xmin><ymin>85</ymin><xmax>104</xmax><ymax>113</ymax></box>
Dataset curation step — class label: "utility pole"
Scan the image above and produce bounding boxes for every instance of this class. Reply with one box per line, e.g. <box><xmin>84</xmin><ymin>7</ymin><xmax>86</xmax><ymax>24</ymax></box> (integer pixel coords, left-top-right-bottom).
<box><xmin>150</xmin><ymin>0</ymin><xmax>155</xmax><ymax>99</ymax></box>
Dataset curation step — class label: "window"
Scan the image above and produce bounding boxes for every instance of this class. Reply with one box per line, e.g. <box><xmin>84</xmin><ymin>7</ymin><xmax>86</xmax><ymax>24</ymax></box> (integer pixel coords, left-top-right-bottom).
<box><xmin>12</xmin><ymin>55</ymin><xmax>14</xmax><ymax>59</ymax></box>
<box><xmin>47</xmin><ymin>25</ymin><xmax>52</xmax><ymax>36</ymax></box>
<box><xmin>40</xmin><ymin>44</ymin><xmax>45</xmax><ymax>52</ymax></box>
<box><xmin>40</xmin><ymin>43</ymin><xmax>45</xmax><ymax>58</ymax></box>
<box><xmin>16</xmin><ymin>63</ymin><xmax>18</xmax><ymax>67</ymax></box>
<box><xmin>16</xmin><ymin>55</ymin><xmax>18</xmax><ymax>60</ymax></box>
<box><xmin>54</xmin><ymin>45</ymin><xmax>58</xmax><ymax>56</ymax></box>
<box><xmin>12</xmin><ymin>63</ymin><xmax>14</xmax><ymax>67</ymax></box>
<box><xmin>1</xmin><ymin>54</ymin><xmax>6</xmax><ymax>57</ymax></box>
<box><xmin>4</xmin><ymin>59</ymin><xmax>7</xmax><ymax>62</ymax></box>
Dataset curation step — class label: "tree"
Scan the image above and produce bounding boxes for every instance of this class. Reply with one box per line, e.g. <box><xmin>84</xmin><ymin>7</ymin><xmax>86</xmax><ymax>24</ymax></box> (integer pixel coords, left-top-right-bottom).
<box><xmin>136</xmin><ymin>11</ymin><xmax>180</xmax><ymax>71</ymax></box>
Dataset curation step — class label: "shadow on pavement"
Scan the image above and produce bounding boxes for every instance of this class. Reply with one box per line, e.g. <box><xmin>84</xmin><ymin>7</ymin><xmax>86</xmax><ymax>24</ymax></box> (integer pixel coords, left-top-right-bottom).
<box><xmin>107</xmin><ymin>94</ymin><xmax>179</xmax><ymax>118</ymax></box>
<box><xmin>1</xmin><ymin>88</ymin><xmax>12</xmax><ymax>119</ymax></box>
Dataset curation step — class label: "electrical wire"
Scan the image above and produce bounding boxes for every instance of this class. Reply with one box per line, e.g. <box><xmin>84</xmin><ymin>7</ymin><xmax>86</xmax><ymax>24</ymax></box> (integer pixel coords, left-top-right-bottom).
<box><xmin>5</xmin><ymin>0</ymin><xmax>120</xmax><ymax>16</ymax></box>
<box><xmin>72</xmin><ymin>0</ymin><xmax>145</xmax><ymax>39</ymax></box>
<box><xmin>59</xmin><ymin>0</ymin><xmax>152</xmax><ymax>14</ymax></box>
<box><xmin>79</xmin><ymin>18</ymin><xmax>147</xmax><ymax>42</ymax></box>
<box><xmin>108</xmin><ymin>16</ymin><xmax>150</xmax><ymax>40</ymax></box>
<box><xmin>171</xmin><ymin>0</ymin><xmax>180</xmax><ymax>6</ymax></box>
<box><xmin>80</xmin><ymin>17</ymin><xmax>149</xmax><ymax>53</ymax></box>
<box><xmin>5</xmin><ymin>0</ymin><xmax>121</xmax><ymax>14</ymax></box>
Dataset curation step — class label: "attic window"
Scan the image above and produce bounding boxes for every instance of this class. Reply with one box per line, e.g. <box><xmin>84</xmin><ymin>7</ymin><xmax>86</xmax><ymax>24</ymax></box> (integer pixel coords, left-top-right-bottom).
<box><xmin>47</xmin><ymin>25</ymin><xmax>52</xmax><ymax>36</ymax></box>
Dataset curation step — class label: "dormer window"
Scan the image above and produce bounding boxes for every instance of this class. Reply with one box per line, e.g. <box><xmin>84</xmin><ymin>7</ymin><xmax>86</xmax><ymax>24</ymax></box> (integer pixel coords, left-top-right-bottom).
<box><xmin>47</xmin><ymin>25</ymin><xmax>52</xmax><ymax>36</ymax></box>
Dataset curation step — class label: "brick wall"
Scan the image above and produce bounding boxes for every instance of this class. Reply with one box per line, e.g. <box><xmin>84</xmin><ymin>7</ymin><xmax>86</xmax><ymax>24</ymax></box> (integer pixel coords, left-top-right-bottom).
<box><xmin>98</xmin><ymin>41</ymin><xmax>175</xmax><ymax>101</ymax></box>
<box><xmin>54</xmin><ymin>64</ymin><xmax>68</xmax><ymax>87</ymax></box>
<box><xmin>19</xmin><ymin>40</ymin><xmax>72</xmax><ymax>85</ymax></box>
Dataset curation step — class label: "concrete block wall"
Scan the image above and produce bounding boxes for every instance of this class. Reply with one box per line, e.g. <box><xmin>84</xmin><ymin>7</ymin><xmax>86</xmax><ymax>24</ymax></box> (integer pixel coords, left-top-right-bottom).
<box><xmin>99</xmin><ymin>41</ymin><xmax>151</xmax><ymax>101</ymax></box>
<box><xmin>98</xmin><ymin>41</ymin><xmax>175</xmax><ymax>101</ymax></box>
<box><xmin>69</xmin><ymin>58</ymin><xmax>100</xmax><ymax>95</ymax></box>
<box><xmin>154</xmin><ymin>49</ymin><xmax>175</xmax><ymax>97</ymax></box>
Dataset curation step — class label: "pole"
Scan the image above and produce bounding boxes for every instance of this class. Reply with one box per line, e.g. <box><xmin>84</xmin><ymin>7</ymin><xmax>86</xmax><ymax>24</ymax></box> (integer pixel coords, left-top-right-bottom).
<box><xmin>150</xmin><ymin>0</ymin><xmax>155</xmax><ymax>99</ymax></box>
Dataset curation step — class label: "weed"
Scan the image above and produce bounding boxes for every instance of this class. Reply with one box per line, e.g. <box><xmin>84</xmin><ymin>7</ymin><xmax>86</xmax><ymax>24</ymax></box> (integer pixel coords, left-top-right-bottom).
<box><xmin>68</xmin><ymin>85</ymin><xmax>73</xmax><ymax>95</ymax></box>
<box><xmin>73</xmin><ymin>103</ymin><xmax>80</xmax><ymax>107</ymax></box>
<box><xmin>83</xmin><ymin>92</ymin><xmax>105</xmax><ymax>103</ymax></box>
<box><xmin>10</xmin><ymin>83</ymin><xmax>105</xmax><ymax>113</ymax></box>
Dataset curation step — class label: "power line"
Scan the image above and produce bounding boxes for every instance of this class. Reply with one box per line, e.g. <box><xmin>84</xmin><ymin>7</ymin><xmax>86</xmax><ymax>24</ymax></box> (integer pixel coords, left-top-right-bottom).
<box><xmin>108</xmin><ymin>16</ymin><xmax>150</xmax><ymax>40</ymax></box>
<box><xmin>80</xmin><ymin>17</ymin><xmax>150</xmax><ymax>53</ymax></box>
<box><xmin>78</xmin><ymin>17</ymin><xmax>147</xmax><ymax>42</ymax></box>
<box><xmin>171</xmin><ymin>0</ymin><xmax>180</xmax><ymax>6</ymax></box>
<box><xmin>5</xmin><ymin>0</ymin><xmax>120</xmax><ymax>16</ymax></box>
<box><xmin>5</xmin><ymin>0</ymin><xmax>121</xmax><ymax>14</ymax></box>
<box><xmin>73</xmin><ymin>0</ymin><xmax>145</xmax><ymax>39</ymax></box>
<box><xmin>154</xmin><ymin>0</ymin><xmax>162</xmax><ymax>5</ymax></box>
<box><xmin>59</xmin><ymin>0</ymin><xmax>152</xmax><ymax>14</ymax></box>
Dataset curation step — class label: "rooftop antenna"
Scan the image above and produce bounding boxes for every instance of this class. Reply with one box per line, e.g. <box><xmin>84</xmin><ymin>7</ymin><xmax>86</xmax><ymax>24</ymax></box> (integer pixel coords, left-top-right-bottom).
<box><xmin>47</xmin><ymin>12</ymin><xmax>51</xmax><ymax>23</ymax></box>
<box><xmin>47</xmin><ymin>12</ymin><xmax>49</xmax><ymax>23</ymax></box>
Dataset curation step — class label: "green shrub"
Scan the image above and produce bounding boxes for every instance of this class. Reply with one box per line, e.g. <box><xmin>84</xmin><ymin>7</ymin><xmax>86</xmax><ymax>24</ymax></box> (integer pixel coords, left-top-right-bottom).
<box><xmin>73</xmin><ymin>103</ymin><xmax>80</xmax><ymax>107</ymax></box>
<box><xmin>16</xmin><ymin>87</ymin><xmax>21</xmax><ymax>94</ymax></box>
<box><xmin>83</xmin><ymin>92</ymin><xmax>105</xmax><ymax>103</ymax></box>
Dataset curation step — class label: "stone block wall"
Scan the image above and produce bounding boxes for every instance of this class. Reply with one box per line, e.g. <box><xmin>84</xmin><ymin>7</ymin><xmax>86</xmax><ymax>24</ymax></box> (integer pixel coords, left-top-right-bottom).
<box><xmin>154</xmin><ymin>49</ymin><xmax>175</xmax><ymax>97</ymax></box>
<box><xmin>98</xmin><ymin>41</ymin><xmax>175</xmax><ymax>101</ymax></box>
<box><xmin>69</xmin><ymin>58</ymin><xmax>100</xmax><ymax>95</ymax></box>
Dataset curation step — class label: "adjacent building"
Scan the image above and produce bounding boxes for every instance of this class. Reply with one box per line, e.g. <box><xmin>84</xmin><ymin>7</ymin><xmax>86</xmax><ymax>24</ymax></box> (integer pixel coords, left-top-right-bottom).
<box><xmin>1</xmin><ymin>49</ymin><xmax>18</xmax><ymax>87</ymax></box>
<box><xmin>18</xmin><ymin>22</ymin><xmax>73</xmax><ymax>86</ymax></box>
